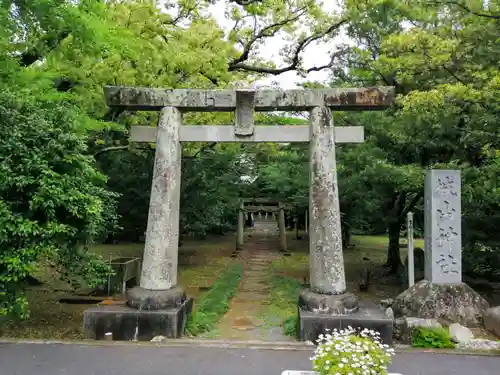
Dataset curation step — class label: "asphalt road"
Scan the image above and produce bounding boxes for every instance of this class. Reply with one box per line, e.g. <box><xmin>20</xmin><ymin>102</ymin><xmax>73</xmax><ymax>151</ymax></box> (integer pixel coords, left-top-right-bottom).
<box><xmin>0</xmin><ymin>342</ymin><xmax>499</xmax><ymax>375</ymax></box>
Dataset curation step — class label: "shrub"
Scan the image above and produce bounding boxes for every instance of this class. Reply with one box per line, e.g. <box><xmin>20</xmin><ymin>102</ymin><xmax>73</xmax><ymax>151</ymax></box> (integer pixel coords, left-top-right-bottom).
<box><xmin>311</xmin><ymin>327</ymin><xmax>395</xmax><ymax>375</ymax></box>
<box><xmin>411</xmin><ymin>327</ymin><xmax>455</xmax><ymax>349</ymax></box>
<box><xmin>463</xmin><ymin>242</ymin><xmax>500</xmax><ymax>282</ymax></box>
<box><xmin>0</xmin><ymin>89</ymin><xmax>118</xmax><ymax>317</ymax></box>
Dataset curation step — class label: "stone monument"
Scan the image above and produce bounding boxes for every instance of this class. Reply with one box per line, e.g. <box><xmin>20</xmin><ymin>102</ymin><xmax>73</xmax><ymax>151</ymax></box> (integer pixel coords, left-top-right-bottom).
<box><xmin>83</xmin><ymin>85</ymin><xmax>395</xmax><ymax>341</ymax></box>
<box><xmin>392</xmin><ymin>170</ymin><xmax>489</xmax><ymax>327</ymax></box>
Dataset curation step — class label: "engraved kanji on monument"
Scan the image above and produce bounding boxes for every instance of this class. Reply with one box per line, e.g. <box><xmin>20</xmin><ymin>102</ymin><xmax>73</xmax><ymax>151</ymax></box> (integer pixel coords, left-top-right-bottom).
<box><xmin>424</xmin><ymin>170</ymin><xmax>462</xmax><ymax>284</ymax></box>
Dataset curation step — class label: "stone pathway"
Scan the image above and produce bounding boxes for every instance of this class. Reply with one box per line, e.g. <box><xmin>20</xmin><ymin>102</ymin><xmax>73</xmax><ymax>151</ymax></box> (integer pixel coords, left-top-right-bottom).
<box><xmin>213</xmin><ymin>219</ymin><xmax>293</xmax><ymax>341</ymax></box>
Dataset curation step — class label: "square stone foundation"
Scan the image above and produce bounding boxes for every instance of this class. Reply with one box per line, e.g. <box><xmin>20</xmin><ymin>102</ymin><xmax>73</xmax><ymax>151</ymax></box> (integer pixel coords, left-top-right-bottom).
<box><xmin>299</xmin><ymin>301</ymin><xmax>393</xmax><ymax>344</ymax></box>
<box><xmin>83</xmin><ymin>298</ymin><xmax>193</xmax><ymax>341</ymax></box>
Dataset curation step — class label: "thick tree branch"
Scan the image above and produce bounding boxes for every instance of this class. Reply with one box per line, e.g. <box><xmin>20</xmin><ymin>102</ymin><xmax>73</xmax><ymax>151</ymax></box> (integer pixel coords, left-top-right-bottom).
<box><xmin>18</xmin><ymin>30</ymin><xmax>70</xmax><ymax>67</ymax></box>
<box><xmin>229</xmin><ymin>19</ymin><xmax>348</xmax><ymax>75</ymax></box>
<box><xmin>422</xmin><ymin>50</ymin><xmax>466</xmax><ymax>85</ymax></box>
<box><xmin>102</xmin><ymin>108</ymin><xmax>126</xmax><ymax>122</ymax></box>
<box><xmin>199</xmin><ymin>71</ymin><xmax>219</xmax><ymax>85</ymax></box>
<box><xmin>401</xmin><ymin>191</ymin><xmax>424</xmax><ymax>219</ymax></box>
<box><xmin>231</xmin><ymin>0</ymin><xmax>263</xmax><ymax>5</ymax></box>
<box><xmin>183</xmin><ymin>142</ymin><xmax>218</xmax><ymax>160</ymax></box>
<box><xmin>230</xmin><ymin>6</ymin><xmax>309</xmax><ymax>67</ymax></box>
<box><xmin>94</xmin><ymin>146</ymin><xmax>129</xmax><ymax>157</ymax></box>
<box><xmin>428</xmin><ymin>1</ymin><xmax>500</xmax><ymax>19</ymax></box>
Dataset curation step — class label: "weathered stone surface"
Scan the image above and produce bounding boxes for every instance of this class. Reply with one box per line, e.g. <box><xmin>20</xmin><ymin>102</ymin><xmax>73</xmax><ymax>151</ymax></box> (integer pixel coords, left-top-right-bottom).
<box><xmin>104</xmin><ymin>86</ymin><xmax>395</xmax><ymax>111</ymax></box>
<box><xmin>449</xmin><ymin>323</ymin><xmax>474</xmax><ymax>344</ymax></box>
<box><xmin>379</xmin><ymin>299</ymin><xmax>395</xmax><ymax>309</ymax></box>
<box><xmin>385</xmin><ymin>307</ymin><xmax>394</xmax><ymax>319</ymax></box>
<box><xmin>234</xmin><ymin>89</ymin><xmax>255</xmax><ymax>136</ymax></box>
<box><xmin>83</xmin><ymin>298</ymin><xmax>193</xmax><ymax>340</ymax></box>
<box><xmin>456</xmin><ymin>339</ymin><xmax>500</xmax><ymax>351</ymax></box>
<box><xmin>299</xmin><ymin>302</ymin><xmax>393</xmax><ymax>344</ymax></box>
<box><xmin>150</xmin><ymin>335</ymin><xmax>166</xmax><ymax>342</ymax></box>
<box><xmin>403</xmin><ymin>247</ymin><xmax>425</xmax><ymax>283</ymax></box>
<box><xmin>309</xmin><ymin>106</ymin><xmax>345</xmax><ymax>294</ymax></box>
<box><xmin>393</xmin><ymin>317</ymin><xmax>442</xmax><ymax>343</ymax></box>
<box><xmin>130</xmin><ymin>125</ymin><xmax>364</xmax><ymax>144</ymax></box>
<box><xmin>140</xmin><ymin>107</ymin><xmax>182</xmax><ymax>290</ymax></box>
<box><xmin>483</xmin><ymin>306</ymin><xmax>500</xmax><ymax>337</ymax></box>
<box><xmin>127</xmin><ymin>286</ymin><xmax>186</xmax><ymax>310</ymax></box>
<box><xmin>424</xmin><ymin>170</ymin><xmax>462</xmax><ymax>284</ymax></box>
<box><xmin>392</xmin><ymin>280</ymin><xmax>490</xmax><ymax>327</ymax></box>
<box><xmin>299</xmin><ymin>290</ymin><xmax>359</xmax><ymax>314</ymax></box>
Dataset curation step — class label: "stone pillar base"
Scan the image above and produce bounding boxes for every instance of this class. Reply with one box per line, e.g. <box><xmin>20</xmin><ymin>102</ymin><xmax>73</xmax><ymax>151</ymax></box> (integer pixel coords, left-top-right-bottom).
<box><xmin>126</xmin><ymin>286</ymin><xmax>186</xmax><ymax>310</ymax></box>
<box><xmin>298</xmin><ymin>289</ymin><xmax>393</xmax><ymax>344</ymax></box>
<box><xmin>299</xmin><ymin>290</ymin><xmax>359</xmax><ymax>314</ymax></box>
<box><xmin>83</xmin><ymin>298</ymin><xmax>193</xmax><ymax>341</ymax></box>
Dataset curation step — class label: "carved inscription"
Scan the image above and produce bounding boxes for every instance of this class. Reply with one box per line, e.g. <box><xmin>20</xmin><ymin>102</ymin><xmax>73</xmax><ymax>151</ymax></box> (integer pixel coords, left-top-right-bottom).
<box><xmin>204</xmin><ymin>92</ymin><xmax>215</xmax><ymax>107</ymax></box>
<box><xmin>434</xmin><ymin>177</ymin><xmax>460</xmax><ymax>275</ymax></box>
<box><xmin>425</xmin><ymin>170</ymin><xmax>461</xmax><ymax>283</ymax></box>
<box><xmin>435</xmin><ymin>175</ymin><xmax>459</xmax><ymax>196</ymax></box>
<box><xmin>436</xmin><ymin>200</ymin><xmax>456</xmax><ymax>220</ymax></box>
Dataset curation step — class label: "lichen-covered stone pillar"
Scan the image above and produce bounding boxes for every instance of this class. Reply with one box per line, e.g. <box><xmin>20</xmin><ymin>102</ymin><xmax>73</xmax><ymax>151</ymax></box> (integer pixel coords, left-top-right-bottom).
<box><xmin>299</xmin><ymin>106</ymin><xmax>357</xmax><ymax>315</ymax></box>
<box><xmin>278</xmin><ymin>204</ymin><xmax>287</xmax><ymax>252</ymax></box>
<box><xmin>236</xmin><ymin>201</ymin><xmax>244</xmax><ymax>250</ymax></box>
<box><xmin>126</xmin><ymin>106</ymin><xmax>186</xmax><ymax>310</ymax></box>
<box><xmin>308</xmin><ymin>106</ymin><xmax>346</xmax><ymax>295</ymax></box>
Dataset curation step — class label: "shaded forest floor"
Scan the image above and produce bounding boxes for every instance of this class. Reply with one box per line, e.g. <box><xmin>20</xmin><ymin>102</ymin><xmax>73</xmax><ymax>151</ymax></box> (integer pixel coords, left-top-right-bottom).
<box><xmin>0</xmin><ymin>230</ymin><xmax>425</xmax><ymax>340</ymax></box>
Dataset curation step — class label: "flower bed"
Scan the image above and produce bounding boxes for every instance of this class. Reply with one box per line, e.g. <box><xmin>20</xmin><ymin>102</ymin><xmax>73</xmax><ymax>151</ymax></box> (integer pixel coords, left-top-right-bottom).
<box><xmin>283</xmin><ymin>327</ymin><xmax>400</xmax><ymax>375</ymax></box>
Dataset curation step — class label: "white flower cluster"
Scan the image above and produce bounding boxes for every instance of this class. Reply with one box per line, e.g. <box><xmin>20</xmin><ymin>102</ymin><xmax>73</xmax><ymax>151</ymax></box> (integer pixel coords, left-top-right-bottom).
<box><xmin>310</xmin><ymin>327</ymin><xmax>395</xmax><ymax>375</ymax></box>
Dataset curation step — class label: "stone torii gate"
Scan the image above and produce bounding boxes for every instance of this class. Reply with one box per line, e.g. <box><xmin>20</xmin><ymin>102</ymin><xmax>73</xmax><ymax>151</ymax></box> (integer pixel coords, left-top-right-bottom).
<box><xmin>84</xmin><ymin>85</ymin><xmax>394</xmax><ymax>341</ymax></box>
<box><xmin>238</xmin><ymin>198</ymin><xmax>292</xmax><ymax>252</ymax></box>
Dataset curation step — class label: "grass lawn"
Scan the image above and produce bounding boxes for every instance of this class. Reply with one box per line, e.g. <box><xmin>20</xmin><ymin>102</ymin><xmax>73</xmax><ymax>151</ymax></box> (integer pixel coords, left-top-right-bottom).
<box><xmin>0</xmin><ymin>234</ymin><xmax>420</xmax><ymax>340</ymax></box>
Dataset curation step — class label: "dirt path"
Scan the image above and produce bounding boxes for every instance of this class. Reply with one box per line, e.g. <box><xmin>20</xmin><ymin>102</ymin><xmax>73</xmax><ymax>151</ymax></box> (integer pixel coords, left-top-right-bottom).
<box><xmin>212</xmin><ymin>219</ymin><xmax>293</xmax><ymax>341</ymax></box>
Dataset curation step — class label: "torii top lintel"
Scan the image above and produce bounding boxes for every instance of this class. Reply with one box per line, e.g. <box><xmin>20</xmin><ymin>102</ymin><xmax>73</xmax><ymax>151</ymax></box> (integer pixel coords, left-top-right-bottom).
<box><xmin>104</xmin><ymin>86</ymin><xmax>395</xmax><ymax>112</ymax></box>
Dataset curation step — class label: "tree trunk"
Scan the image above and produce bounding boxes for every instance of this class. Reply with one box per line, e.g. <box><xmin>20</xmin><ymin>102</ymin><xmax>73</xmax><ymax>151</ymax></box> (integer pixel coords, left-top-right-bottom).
<box><xmin>295</xmin><ymin>216</ymin><xmax>300</xmax><ymax>239</ymax></box>
<box><xmin>342</xmin><ymin>226</ymin><xmax>352</xmax><ymax>249</ymax></box>
<box><xmin>387</xmin><ymin>220</ymin><xmax>403</xmax><ymax>274</ymax></box>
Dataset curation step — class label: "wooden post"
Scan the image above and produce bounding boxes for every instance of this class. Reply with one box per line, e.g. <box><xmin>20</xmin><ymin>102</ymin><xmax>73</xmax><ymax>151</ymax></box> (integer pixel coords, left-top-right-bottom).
<box><xmin>237</xmin><ymin>201</ymin><xmax>244</xmax><ymax>250</ymax></box>
<box><xmin>278</xmin><ymin>204</ymin><xmax>287</xmax><ymax>252</ymax></box>
<box><xmin>407</xmin><ymin>212</ymin><xmax>415</xmax><ymax>287</ymax></box>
